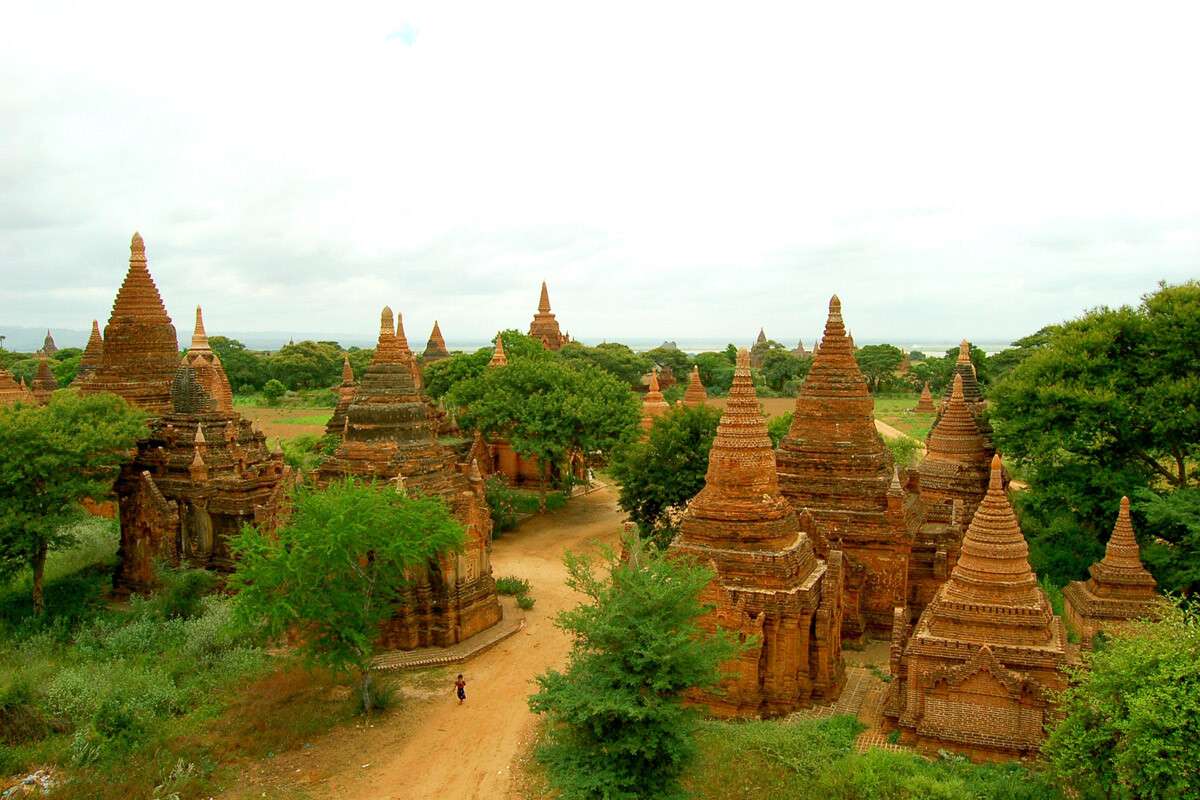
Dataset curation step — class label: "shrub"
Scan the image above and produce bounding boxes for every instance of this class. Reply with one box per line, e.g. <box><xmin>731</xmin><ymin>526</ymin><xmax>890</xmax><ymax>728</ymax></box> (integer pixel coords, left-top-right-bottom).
<box><xmin>495</xmin><ymin>576</ymin><xmax>532</xmax><ymax>597</ymax></box>
<box><xmin>516</xmin><ymin>594</ymin><xmax>536</xmax><ymax>611</ymax></box>
<box><xmin>261</xmin><ymin>379</ymin><xmax>286</xmax><ymax>405</ymax></box>
<box><xmin>886</xmin><ymin>435</ymin><xmax>923</xmax><ymax>468</ymax></box>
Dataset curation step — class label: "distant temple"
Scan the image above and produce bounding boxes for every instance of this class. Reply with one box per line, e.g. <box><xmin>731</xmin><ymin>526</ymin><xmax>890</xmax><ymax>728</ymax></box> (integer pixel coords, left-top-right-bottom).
<box><xmin>886</xmin><ymin>455</ymin><xmax>1069</xmax><ymax>761</ymax></box>
<box><xmin>912</xmin><ymin>381</ymin><xmax>935</xmax><ymax>413</ymax></box>
<box><xmin>670</xmin><ymin>349</ymin><xmax>844</xmax><ymax>717</ymax></box>
<box><xmin>528</xmin><ymin>281</ymin><xmax>569</xmax><ymax>350</ymax></box>
<box><xmin>423</xmin><ymin>320</ymin><xmax>451</xmax><ymax>363</ymax></box>
<box><xmin>30</xmin><ymin>353</ymin><xmax>56</xmax><ymax>404</ymax></box>
<box><xmin>1062</xmin><ymin>497</ymin><xmax>1164</xmax><ymax>647</ymax></box>
<box><xmin>74</xmin><ymin>320</ymin><xmax>105</xmax><ymax>385</ymax></box>
<box><xmin>936</xmin><ymin>340</ymin><xmax>992</xmax><ymax>448</ymax></box>
<box><xmin>681</xmin><ymin>366</ymin><xmax>707</xmax><ymax>407</ymax></box>
<box><xmin>41</xmin><ymin>330</ymin><xmax>58</xmax><ymax>356</ymax></box>
<box><xmin>78</xmin><ymin>233</ymin><xmax>180</xmax><ymax>414</ymax></box>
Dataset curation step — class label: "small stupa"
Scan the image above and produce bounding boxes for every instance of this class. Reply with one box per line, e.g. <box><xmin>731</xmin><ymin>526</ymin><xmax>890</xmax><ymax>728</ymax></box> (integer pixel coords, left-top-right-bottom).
<box><xmin>0</xmin><ymin>366</ymin><xmax>31</xmax><ymax>407</ymax></box>
<box><xmin>31</xmin><ymin>352</ymin><xmax>57</xmax><ymax>405</ymax></box>
<box><xmin>74</xmin><ymin>320</ymin><xmax>105</xmax><ymax>385</ymax></box>
<box><xmin>528</xmin><ymin>281</ymin><xmax>568</xmax><ymax>350</ymax></box>
<box><xmin>325</xmin><ymin>354</ymin><xmax>358</xmax><ymax>438</ymax></box>
<box><xmin>487</xmin><ymin>333</ymin><xmax>508</xmax><ymax>367</ymax></box>
<box><xmin>639</xmin><ymin>370</ymin><xmax>670</xmax><ymax>434</ymax></box>
<box><xmin>423</xmin><ymin>320</ymin><xmax>451</xmax><ymax>363</ymax></box>
<box><xmin>181</xmin><ymin>307</ymin><xmax>233</xmax><ymax>412</ymax></box>
<box><xmin>670</xmin><ymin>349</ymin><xmax>844</xmax><ymax>716</ymax></box>
<box><xmin>681</xmin><ymin>365</ymin><xmax>708</xmax><ymax>407</ymax></box>
<box><xmin>913</xmin><ymin>381</ymin><xmax>935</xmax><ymax>413</ymax></box>
<box><xmin>1062</xmin><ymin>497</ymin><xmax>1164</xmax><ymax>647</ymax></box>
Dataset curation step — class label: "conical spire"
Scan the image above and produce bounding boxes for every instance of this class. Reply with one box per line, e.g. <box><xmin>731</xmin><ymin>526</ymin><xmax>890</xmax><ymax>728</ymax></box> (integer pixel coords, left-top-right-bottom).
<box><xmin>395</xmin><ymin>312</ymin><xmax>411</xmax><ymax>354</ymax></box>
<box><xmin>111</xmin><ymin>232</ymin><xmax>170</xmax><ymax>323</ymax></box>
<box><xmin>706</xmin><ymin>350</ymin><xmax>778</xmax><ymax>493</ymax></box>
<box><xmin>756</xmin><ymin>328</ymin><xmax>767</xmax><ymax>345</ymax></box>
<box><xmin>341</xmin><ymin>354</ymin><xmax>355</xmax><ymax>384</ymax></box>
<box><xmin>488</xmin><ymin>334</ymin><xmax>508</xmax><ymax>368</ymax></box>
<box><xmin>682</xmin><ymin>365</ymin><xmax>708</xmax><ymax>406</ymax></box>
<box><xmin>538</xmin><ymin>281</ymin><xmax>551</xmax><ymax>313</ymax></box>
<box><xmin>925</xmin><ymin>374</ymin><xmax>986</xmax><ymax>459</ymax></box>
<box><xmin>1089</xmin><ymin>496</ymin><xmax>1158</xmax><ymax>589</ymax></box>
<box><xmin>190</xmin><ymin>306</ymin><xmax>211</xmax><ymax>352</ymax></box>
<box><xmin>31</xmin><ymin>352</ymin><xmax>57</xmax><ymax>404</ymax></box>
<box><xmin>648</xmin><ymin>370</ymin><xmax>660</xmax><ymax>393</ymax></box>
<box><xmin>913</xmin><ymin>380</ymin><xmax>935</xmax><ymax>413</ymax></box>
<box><xmin>957</xmin><ymin>339</ymin><xmax>972</xmax><ymax>364</ymax></box>
<box><xmin>423</xmin><ymin>320</ymin><xmax>450</xmax><ymax>362</ymax></box>
<box><xmin>76</xmin><ymin>319</ymin><xmax>105</xmax><ymax>383</ymax></box>
<box><xmin>529</xmin><ymin>282</ymin><xmax>567</xmax><ymax>349</ymax></box>
<box><xmin>373</xmin><ymin>306</ymin><xmax>403</xmax><ymax>365</ymax></box>
<box><xmin>194</xmin><ymin>423</ymin><xmax>206</xmax><ymax>445</ymax></box>
<box><xmin>940</xmin><ymin>455</ymin><xmax>1041</xmax><ymax>609</ymax></box>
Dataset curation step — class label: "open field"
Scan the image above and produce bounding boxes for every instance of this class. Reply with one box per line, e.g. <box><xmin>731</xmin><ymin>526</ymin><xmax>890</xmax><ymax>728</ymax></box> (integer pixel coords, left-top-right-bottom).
<box><xmin>238</xmin><ymin>406</ymin><xmax>329</xmax><ymax>443</ymax></box>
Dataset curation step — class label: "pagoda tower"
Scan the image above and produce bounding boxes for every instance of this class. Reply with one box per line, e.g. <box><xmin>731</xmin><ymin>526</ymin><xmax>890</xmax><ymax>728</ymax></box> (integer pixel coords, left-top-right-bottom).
<box><xmin>775</xmin><ymin>295</ymin><xmax>914</xmax><ymax>640</ymax></box>
<box><xmin>114</xmin><ymin>312</ymin><xmax>288</xmax><ymax>595</ymax></box>
<box><xmin>528</xmin><ymin>281</ymin><xmax>568</xmax><ymax>350</ymax></box>
<box><xmin>41</xmin><ymin>330</ymin><xmax>58</xmax><ymax>356</ymax></box>
<box><xmin>80</xmin><ymin>233</ymin><xmax>179</xmax><ymax>414</ymax></box>
<box><xmin>935</xmin><ymin>340</ymin><xmax>992</xmax><ymax>445</ymax></box>
<box><xmin>682</xmin><ymin>365</ymin><xmax>708</xmax><ymax>407</ymax></box>
<box><xmin>750</xmin><ymin>328</ymin><xmax>770</xmax><ymax>368</ymax></box>
<box><xmin>1062</xmin><ymin>497</ymin><xmax>1163</xmax><ymax>647</ymax></box>
<box><xmin>317</xmin><ymin>306</ymin><xmax>501</xmax><ymax>649</ymax></box>
<box><xmin>912</xmin><ymin>381</ymin><xmax>935</xmax><ymax>413</ymax></box>
<box><xmin>423</xmin><ymin>320</ymin><xmax>451</xmax><ymax>363</ymax></box>
<box><xmin>74</xmin><ymin>320</ymin><xmax>105</xmax><ymax>385</ymax></box>
<box><xmin>671</xmin><ymin>349</ymin><xmax>844</xmax><ymax>716</ymax></box>
<box><xmin>325</xmin><ymin>354</ymin><xmax>358</xmax><ymax>438</ymax></box>
<box><xmin>0</xmin><ymin>366</ymin><xmax>32</xmax><ymax>407</ymax></box>
<box><xmin>886</xmin><ymin>454</ymin><xmax>1069</xmax><ymax>761</ymax></box>
<box><xmin>907</xmin><ymin>373</ymin><xmax>992</xmax><ymax>616</ymax></box>
<box><xmin>639</xmin><ymin>370</ymin><xmax>670</xmax><ymax>434</ymax></box>
<box><xmin>487</xmin><ymin>333</ymin><xmax>508</xmax><ymax>367</ymax></box>
<box><xmin>792</xmin><ymin>338</ymin><xmax>807</xmax><ymax>358</ymax></box>
<box><xmin>31</xmin><ymin>353</ymin><xmax>57</xmax><ymax>405</ymax></box>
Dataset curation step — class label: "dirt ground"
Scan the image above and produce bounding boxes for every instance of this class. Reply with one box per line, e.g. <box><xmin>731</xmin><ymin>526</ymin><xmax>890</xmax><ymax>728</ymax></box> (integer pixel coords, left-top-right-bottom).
<box><xmin>220</xmin><ymin>485</ymin><xmax>624</xmax><ymax>800</ymax></box>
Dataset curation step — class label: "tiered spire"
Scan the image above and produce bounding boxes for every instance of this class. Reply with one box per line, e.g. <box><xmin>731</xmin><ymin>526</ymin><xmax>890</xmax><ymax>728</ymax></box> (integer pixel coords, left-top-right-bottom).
<box><xmin>913</xmin><ymin>381</ymin><xmax>935</xmax><ymax>413</ymax></box>
<box><xmin>31</xmin><ymin>352</ymin><xmax>57</xmax><ymax>404</ymax></box>
<box><xmin>423</xmin><ymin>320</ymin><xmax>451</xmax><ymax>363</ymax></box>
<box><xmin>528</xmin><ymin>281</ymin><xmax>567</xmax><ymax>350</ymax></box>
<box><xmin>42</xmin><ymin>330</ymin><xmax>58</xmax><ymax>356</ymax></box>
<box><xmin>180</xmin><ymin>306</ymin><xmax>233</xmax><ymax>412</ymax></box>
<box><xmin>538</xmin><ymin>281</ymin><xmax>551</xmax><ymax>313</ymax></box>
<box><xmin>373</xmin><ymin>307</ymin><xmax>404</xmax><ymax>365</ymax></box>
<box><xmin>74</xmin><ymin>320</ymin><xmax>105</xmax><ymax>384</ymax></box>
<box><xmin>682</xmin><ymin>365</ymin><xmax>708</xmax><ymax>407</ymax></box>
<box><xmin>1092</xmin><ymin>497</ymin><xmax>1156</xmax><ymax>587</ymax></box>
<box><xmin>488</xmin><ymin>334</ymin><xmax>508</xmax><ymax>367</ymax></box>
<box><xmin>639</xmin><ymin>370</ymin><xmax>670</xmax><ymax>433</ymax></box>
<box><xmin>918</xmin><ymin>373</ymin><xmax>991</xmax><ymax>523</ymax></box>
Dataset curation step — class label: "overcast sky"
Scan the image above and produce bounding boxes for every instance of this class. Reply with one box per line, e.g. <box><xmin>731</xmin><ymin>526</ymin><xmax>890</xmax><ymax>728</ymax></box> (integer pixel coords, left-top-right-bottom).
<box><xmin>2</xmin><ymin>2</ymin><xmax>1197</xmax><ymax>348</ymax></box>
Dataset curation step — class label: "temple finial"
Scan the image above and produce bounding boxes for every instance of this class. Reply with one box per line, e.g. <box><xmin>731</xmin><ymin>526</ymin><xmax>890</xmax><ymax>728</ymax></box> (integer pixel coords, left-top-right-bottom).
<box><xmin>958</xmin><ymin>339</ymin><xmax>971</xmax><ymax>363</ymax></box>
<box><xmin>989</xmin><ymin>453</ymin><xmax>1003</xmax><ymax>490</ymax></box>
<box><xmin>538</xmin><ymin>281</ymin><xmax>551</xmax><ymax>313</ymax></box>
<box><xmin>191</xmin><ymin>306</ymin><xmax>210</xmax><ymax>350</ymax></box>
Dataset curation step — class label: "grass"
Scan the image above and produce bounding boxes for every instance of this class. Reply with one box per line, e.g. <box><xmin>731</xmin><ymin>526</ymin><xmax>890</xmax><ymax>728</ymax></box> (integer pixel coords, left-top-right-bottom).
<box><xmin>277</xmin><ymin>413</ymin><xmax>333</xmax><ymax>426</ymax></box>
<box><xmin>233</xmin><ymin>389</ymin><xmax>336</xmax><ymax>409</ymax></box>
<box><xmin>873</xmin><ymin>393</ymin><xmax>934</xmax><ymax>441</ymax></box>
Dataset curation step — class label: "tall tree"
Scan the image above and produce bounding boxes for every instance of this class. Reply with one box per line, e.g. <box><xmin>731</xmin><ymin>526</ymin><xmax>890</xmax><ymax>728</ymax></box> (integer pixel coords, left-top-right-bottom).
<box><xmin>0</xmin><ymin>393</ymin><xmax>147</xmax><ymax>614</ymax></box>
<box><xmin>760</xmin><ymin>348</ymin><xmax>810</xmax><ymax>392</ymax></box>
<box><xmin>529</xmin><ymin>535</ymin><xmax>739</xmax><ymax>800</ymax></box>
<box><xmin>230</xmin><ymin>479</ymin><xmax>465</xmax><ymax>712</ymax></box>
<box><xmin>609</xmin><ymin>404</ymin><xmax>720</xmax><ymax>547</ymax></box>
<box><xmin>559</xmin><ymin>342</ymin><xmax>652</xmax><ymax>388</ymax></box>
<box><xmin>693</xmin><ymin>352</ymin><xmax>734</xmax><ymax>395</ymax></box>
<box><xmin>853</xmin><ymin>343</ymin><xmax>904</xmax><ymax>393</ymax></box>
<box><xmin>989</xmin><ymin>281</ymin><xmax>1200</xmax><ymax>588</ymax></box>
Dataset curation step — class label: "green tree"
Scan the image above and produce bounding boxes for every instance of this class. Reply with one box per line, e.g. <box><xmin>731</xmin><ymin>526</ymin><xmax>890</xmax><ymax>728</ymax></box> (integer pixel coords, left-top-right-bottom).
<box><xmin>449</xmin><ymin>359</ymin><xmax>640</xmax><ymax>499</ymax></box>
<box><xmin>0</xmin><ymin>393</ymin><xmax>147</xmax><ymax>614</ymax></box>
<box><xmin>559</xmin><ymin>342</ymin><xmax>652</xmax><ymax>388</ymax></box>
<box><xmin>268</xmin><ymin>340</ymin><xmax>343</xmax><ymax>389</ymax></box>
<box><xmin>261</xmin><ymin>378</ymin><xmax>286</xmax><ymax>405</ymax></box>
<box><xmin>854</xmin><ymin>343</ymin><xmax>904</xmax><ymax>393</ymax></box>
<box><xmin>760</xmin><ymin>349</ymin><xmax>809</xmax><ymax>393</ymax></box>
<box><xmin>989</xmin><ymin>282</ymin><xmax>1200</xmax><ymax>589</ymax></box>
<box><xmin>229</xmin><ymin>479</ymin><xmax>465</xmax><ymax>712</ymax></box>
<box><xmin>694</xmin><ymin>352</ymin><xmax>734</xmax><ymax>395</ymax></box>
<box><xmin>1044</xmin><ymin>603</ymin><xmax>1200</xmax><ymax>800</ymax></box>
<box><xmin>528</xmin><ymin>535</ymin><xmax>740</xmax><ymax>800</ymax></box>
<box><xmin>422</xmin><ymin>348</ymin><xmax>491</xmax><ymax>400</ymax></box>
<box><xmin>767</xmin><ymin>411</ymin><xmax>793</xmax><ymax>447</ymax></box>
<box><xmin>609</xmin><ymin>405</ymin><xmax>721</xmax><ymax>546</ymax></box>
<box><xmin>498</xmin><ymin>329</ymin><xmax>554</xmax><ymax>362</ymax></box>
<box><xmin>209</xmin><ymin>336</ymin><xmax>270</xmax><ymax>390</ymax></box>
<box><xmin>644</xmin><ymin>346</ymin><xmax>694</xmax><ymax>382</ymax></box>
<box><xmin>987</xmin><ymin>326</ymin><xmax>1057</xmax><ymax>381</ymax></box>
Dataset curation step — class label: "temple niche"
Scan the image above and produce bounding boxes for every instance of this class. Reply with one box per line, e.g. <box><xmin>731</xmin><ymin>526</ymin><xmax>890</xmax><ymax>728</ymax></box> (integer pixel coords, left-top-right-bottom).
<box><xmin>423</xmin><ymin>320</ymin><xmax>451</xmax><ymax>363</ymax></box>
<box><xmin>885</xmin><ymin>455</ymin><xmax>1070</xmax><ymax>761</ymax></box>
<box><xmin>670</xmin><ymin>349</ymin><xmax>844</xmax><ymax>717</ymax></box>
<box><xmin>73</xmin><ymin>320</ymin><xmax>105</xmax><ymax>385</ymax></box>
<box><xmin>682</xmin><ymin>365</ymin><xmax>708</xmax><ymax>407</ymax></box>
<box><xmin>912</xmin><ymin>381</ymin><xmax>935</xmax><ymax>413</ymax></box>
<box><xmin>1062</xmin><ymin>496</ymin><xmax>1164</xmax><ymax>647</ymax></box>
<box><xmin>113</xmin><ymin>308</ymin><xmax>289</xmax><ymax>595</ymax></box>
<box><xmin>316</xmin><ymin>306</ymin><xmax>501</xmax><ymax>649</ymax></box>
<box><xmin>79</xmin><ymin>233</ymin><xmax>180</xmax><ymax>414</ymax></box>
<box><xmin>775</xmin><ymin>295</ymin><xmax>916</xmax><ymax>641</ymax></box>
<box><xmin>639</xmin><ymin>370</ymin><xmax>670</xmax><ymax>434</ymax></box>
<box><xmin>528</xmin><ymin>281</ymin><xmax>570</xmax><ymax>350</ymax></box>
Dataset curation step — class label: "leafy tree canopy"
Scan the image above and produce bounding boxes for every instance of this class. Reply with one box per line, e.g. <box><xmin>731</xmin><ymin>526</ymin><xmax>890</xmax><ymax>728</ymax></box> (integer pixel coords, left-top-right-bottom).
<box><xmin>559</xmin><ymin>342</ymin><xmax>652</xmax><ymax>388</ymax></box>
<box><xmin>0</xmin><ymin>392</ymin><xmax>147</xmax><ymax>614</ymax></box>
<box><xmin>644</xmin><ymin>346</ymin><xmax>694</xmax><ymax>382</ymax></box>
<box><xmin>230</xmin><ymin>478</ymin><xmax>465</xmax><ymax>711</ymax></box>
<box><xmin>268</xmin><ymin>340</ymin><xmax>345</xmax><ymax>389</ymax></box>
<box><xmin>693</xmin><ymin>352</ymin><xmax>734</xmax><ymax>395</ymax></box>
<box><xmin>760</xmin><ymin>349</ymin><xmax>810</xmax><ymax>393</ymax></box>
<box><xmin>854</xmin><ymin>344</ymin><xmax>904</xmax><ymax>393</ymax></box>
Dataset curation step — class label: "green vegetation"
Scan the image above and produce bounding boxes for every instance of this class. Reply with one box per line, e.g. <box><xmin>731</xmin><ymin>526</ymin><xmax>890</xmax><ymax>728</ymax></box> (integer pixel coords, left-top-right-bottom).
<box><xmin>230</xmin><ymin>478</ymin><xmax>466</xmax><ymax>712</ymax></box>
<box><xmin>484</xmin><ymin>477</ymin><xmax>569</xmax><ymax>534</ymax></box>
<box><xmin>560</xmin><ymin>341</ymin><xmax>652</xmax><ymax>388</ymax></box>
<box><xmin>496</xmin><ymin>575</ymin><xmax>535</xmax><ymax>609</ymax></box>
<box><xmin>760</xmin><ymin>349</ymin><xmax>810</xmax><ymax>393</ymax></box>
<box><xmin>208</xmin><ymin>336</ymin><xmax>372</xmax><ymax>393</ymax></box>
<box><xmin>886</xmin><ymin>434</ymin><xmax>923</xmax><ymax>468</ymax></box>
<box><xmin>854</xmin><ymin>343</ymin><xmax>904</xmax><ymax>393</ymax></box>
<box><xmin>275</xmin><ymin>432</ymin><xmax>338</xmax><ymax>472</ymax></box>
<box><xmin>767</xmin><ymin>412</ymin><xmax>793</xmax><ymax>447</ymax></box>
<box><xmin>1045</xmin><ymin>603</ymin><xmax>1200</xmax><ymax>800</ymax></box>
<box><xmin>608</xmin><ymin>404</ymin><xmax>721</xmax><ymax>547</ymax></box>
<box><xmin>0</xmin><ymin>393</ymin><xmax>147</xmax><ymax>615</ymax></box>
<box><xmin>873</xmin><ymin>393</ymin><xmax>932</xmax><ymax>441</ymax></box>
<box><xmin>529</xmin><ymin>536</ymin><xmax>740</xmax><ymax>800</ymax></box>
<box><xmin>693</xmin><ymin>351</ymin><xmax>734</xmax><ymax>396</ymax></box>
<box><xmin>686</xmin><ymin>715</ymin><xmax>1061</xmax><ymax>799</ymax></box>
<box><xmin>989</xmin><ymin>281</ymin><xmax>1200</xmax><ymax>589</ymax></box>
<box><xmin>260</xmin><ymin>377</ymin><xmax>286</xmax><ymax>405</ymax></box>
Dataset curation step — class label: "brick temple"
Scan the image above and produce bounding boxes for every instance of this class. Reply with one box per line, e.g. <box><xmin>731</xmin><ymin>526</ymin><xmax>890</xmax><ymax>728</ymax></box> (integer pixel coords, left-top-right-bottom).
<box><xmin>670</xmin><ymin>349</ymin><xmax>844</xmax><ymax>717</ymax></box>
<box><xmin>423</xmin><ymin>320</ymin><xmax>451</xmax><ymax>363</ymax></box>
<box><xmin>639</xmin><ymin>370</ymin><xmax>670</xmax><ymax>433</ymax></box>
<box><xmin>78</xmin><ymin>233</ymin><xmax>180</xmax><ymax>414</ymax></box>
<box><xmin>913</xmin><ymin>381</ymin><xmax>935</xmax><ymax>413</ymax></box>
<box><xmin>316</xmin><ymin>306</ymin><xmax>501</xmax><ymax>649</ymax></box>
<box><xmin>528</xmin><ymin>281</ymin><xmax>569</xmax><ymax>350</ymax></box>
<box><xmin>885</xmin><ymin>455</ymin><xmax>1069</xmax><ymax>761</ymax></box>
<box><xmin>0</xmin><ymin>366</ymin><xmax>35</xmax><ymax>407</ymax></box>
<box><xmin>775</xmin><ymin>295</ymin><xmax>916</xmax><ymax>640</ymax></box>
<box><xmin>325</xmin><ymin>354</ymin><xmax>357</xmax><ymax>439</ymax></box>
<box><xmin>682</xmin><ymin>365</ymin><xmax>707</xmax><ymax>407</ymax></box>
<box><xmin>73</xmin><ymin>320</ymin><xmax>105</xmax><ymax>385</ymax></box>
<box><xmin>1062</xmin><ymin>496</ymin><xmax>1164</xmax><ymax>647</ymax></box>
<box><xmin>30</xmin><ymin>353</ymin><xmax>56</xmax><ymax>405</ymax></box>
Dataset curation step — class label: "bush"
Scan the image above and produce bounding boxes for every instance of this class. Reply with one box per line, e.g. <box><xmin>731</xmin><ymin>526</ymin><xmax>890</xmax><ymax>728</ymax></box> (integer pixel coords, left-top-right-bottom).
<box><xmin>261</xmin><ymin>379</ymin><xmax>286</xmax><ymax>405</ymax></box>
<box><xmin>495</xmin><ymin>576</ymin><xmax>532</xmax><ymax>597</ymax></box>
<box><xmin>886</xmin><ymin>435</ymin><xmax>923</xmax><ymax>468</ymax></box>
<box><xmin>517</xmin><ymin>594</ymin><xmax>536</xmax><ymax>610</ymax></box>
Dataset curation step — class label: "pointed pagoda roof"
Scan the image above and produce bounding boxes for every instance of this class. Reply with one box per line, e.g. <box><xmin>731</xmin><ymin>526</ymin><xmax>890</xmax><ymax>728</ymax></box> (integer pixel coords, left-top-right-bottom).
<box><xmin>529</xmin><ymin>281</ymin><xmax>567</xmax><ymax>350</ymax></box>
<box><xmin>181</xmin><ymin>306</ymin><xmax>233</xmax><ymax>412</ymax></box>
<box><xmin>674</xmin><ymin>348</ymin><xmax>816</xmax><ymax>559</ymax></box>
<box><xmin>913</xmin><ymin>380</ymin><xmax>935</xmax><ymax>413</ymax></box>
<box><xmin>682</xmin><ymin>365</ymin><xmax>708</xmax><ymax>407</ymax></box>
<box><xmin>943</xmin><ymin>339</ymin><xmax>983</xmax><ymax>407</ymax></box>
<box><xmin>488</xmin><ymin>334</ymin><xmax>508</xmax><ymax>368</ymax></box>
<box><xmin>42</xmin><ymin>330</ymin><xmax>58</xmax><ymax>356</ymax></box>
<box><xmin>81</xmin><ymin>232</ymin><xmax>179</xmax><ymax>413</ymax></box>
<box><xmin>925</xmin><ymin>375</ymin><xmax>987</xmax><ymax>463</ymax></box>
<box><xmin>394</xmin><ymin>312</ymin><xmax>412</xmax><ymax>355</ymax></box>
<box><xmin>1088</xmin><ymin>497</ymin><xmax>1158</xmax><ymax>592</ymax></box>
<box><xmin>918</xmin><ymin>373</ymin><xmax>991</xmax><ymax>523</ymax></box>
<box><xmin>74</xmin><ymin>319</ymin><xmax>105</xmax><ymax>384</ymax></box>
<box><xmin>776</xmin><ymin>295</ymin><xmax>894</xmax><ymax>524</ymax></box>
<box><xmin>538</xmin><ymin>280</ymin><xmax>552</xmax><ymax>313</ymax></box>
<box><xmin>341</xmin><ymin>354</ymin><xmax>355</xmax><ymax>385</ymax></box>
<box><xmin>189</xmin><ymin>306</ymin><xmax>211</xmax><ymax>353</ymax></box>
<box><xmin>423</xmin><ymin>320</ymin><xmax>450</xmax><ymax>362</ymax></box>
<box><xmin>373</xmin><ymin>307</ymin><xmax>404</xmax><ymax>365</ymax></box>
<box><xmin>640</xmin><ymin>369</ymin><xmax>670</xmax><ymax>432</ymax></box>
<box><xmin>755</xmin><ymin>328</ymin><xmax>767</xmax><ymax>345</ymax></box>
<box><xmin>31</xmin><ymin>352</ymin><xmax>57</xmax><ymax>404</ymax></box>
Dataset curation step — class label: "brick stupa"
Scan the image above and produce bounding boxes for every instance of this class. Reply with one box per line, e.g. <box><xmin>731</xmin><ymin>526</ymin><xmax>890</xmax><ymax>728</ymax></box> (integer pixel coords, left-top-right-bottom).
<box><xmin>487</xmin><ymin>334</ymin><xmax>508</xmax><ymax>367</ymax></box>
<box><xmin>639</xmin><ymin>370</ymin><xmax>671</xmax><ymax>433</ymax></box>
<box><xmin>682</xmin><ymin>365</ymin><xmax>708</xmax><ymax>407</ymax></box>
<box><xmin>0</xmin><ymin>366</ymin><xmax>33</xmax><ymax>407</ymax></box>
<box><xmin>114</xmin><ymin>309</ymin><xmax>289</xmax><ymax>594</ymax></box>
<box><xmin>31</xmin><ymin>353</ymin><xmax>57</xmax><ymax>405</ymax></box>
<box><xmin>1062</xmin><ymin>497</ymin><xmax>1164</xmax><ymax>647</ymax></box>
<box><xmin>776</xmin><ymin>295</ymin><xmax>914</xmax><ymax>639</ymax></box>
<box><xmin>528</xmin><ymin>281</ymin><xmax>568</xmax><ymax>350</ymax></box>
<box><xmin>671</xmin><ymin>349</ymin><xmax>845</xmax><ymax>716</ymax></box>
<box><xmin>74</xmin><ymin>320</ymin><xmax>105</xmax><ymax>385</ymax></box>
<box><xmin>423</xmin><ymin>320</ymin><xmax>451</xmax><ymax>363</ymax></box>
<box><xmin>80</xmin><ymin>233</ymin><xmax>179</xmax><ymax>414</ymax></box>
<box><xmin>792</xmin><ymin>338</ymin><xmax>807</xmax><ymax>358</ymax></box>
<box><xmin>41</xmin><ymin>330</ymin><xmax>58</xmax><ymax>356</ymax></box>
<box><xmin>316</xmin><ymin>306</ymin><xmax>501</xmax><ymax>649</ymax></box>
<box><xmin>913</xmin><ymin>381</ymin><xmax>935</xmax><ymax>413</ymax></box>
<box><xmin>325</xmin><ymin>354</ymin><xmax>357</xmax><ymax>438</ymax></box>
<box><xmin>886</xmin><ymin>454</ymin><xmax>1069</xmax><ymax>761</ymax></box>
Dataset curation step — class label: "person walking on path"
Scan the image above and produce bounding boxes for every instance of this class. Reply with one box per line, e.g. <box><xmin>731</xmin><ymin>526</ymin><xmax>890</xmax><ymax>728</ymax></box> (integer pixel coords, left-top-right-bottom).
<box><xmin>454</xmin><ymin>674</ymin><xmax>467</xmax><ymax>705</ymax></box>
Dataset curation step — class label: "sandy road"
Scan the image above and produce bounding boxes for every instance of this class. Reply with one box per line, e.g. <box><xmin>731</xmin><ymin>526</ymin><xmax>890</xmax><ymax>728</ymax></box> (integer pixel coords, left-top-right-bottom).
<box><xmin>310</xmin><ymin>485</ymin><xmax>623</xmax><ymax>800</ymax></box>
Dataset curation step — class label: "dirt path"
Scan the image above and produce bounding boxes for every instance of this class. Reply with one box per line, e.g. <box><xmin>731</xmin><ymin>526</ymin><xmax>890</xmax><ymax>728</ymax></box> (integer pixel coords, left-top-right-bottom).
<box><xmin>228</xmin><ymin>485</ymin><xmax>623</xmax><ymax>800</ymax></box>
